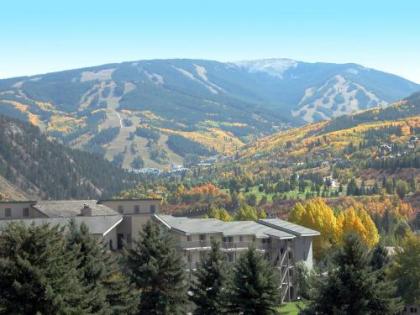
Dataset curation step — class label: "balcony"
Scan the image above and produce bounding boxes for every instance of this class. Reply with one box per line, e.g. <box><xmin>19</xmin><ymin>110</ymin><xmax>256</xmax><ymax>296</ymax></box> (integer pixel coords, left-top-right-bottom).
<box><xmin>179</xmin><ymin>240</ymin><xmax>268</xmax><ymax>251</ymax></box>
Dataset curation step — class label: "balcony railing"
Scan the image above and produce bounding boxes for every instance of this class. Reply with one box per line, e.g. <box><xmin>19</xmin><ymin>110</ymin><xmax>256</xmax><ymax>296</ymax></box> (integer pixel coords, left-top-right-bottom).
<box><xmin>179</xmin><ymin>240</ymin><xmax>269</xmax><ymax>250</ymax></box>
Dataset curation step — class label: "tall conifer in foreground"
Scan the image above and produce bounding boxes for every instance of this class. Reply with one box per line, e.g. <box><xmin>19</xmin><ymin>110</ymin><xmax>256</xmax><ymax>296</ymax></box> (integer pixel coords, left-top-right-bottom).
<box><xmin>301</xmin><ymin>233</ymin><xmax>402</xmax><ymax>315</ymax></box>
<box><xmin>190</xmin><ymin>240</ymin><xmax>229</xmax><ymax>314</ymax></box>
<box><xmin>0</xmin><ymin>223</ymin><xmax>90</xmax><ymax>314</ymax></box>
<box><xmin>125</xmin><ymin>220</ymin><xmax>188</xmax><ymax>315</ymax></box>
<box><xmin>228</xmin><ymin>246</ymin><xmax>281</xmax><ymax>315</ymax></box>
<box><xmin>66</xmin><ymin>220</ymin><xmax>138</xmax><ymax>315</ymax></box>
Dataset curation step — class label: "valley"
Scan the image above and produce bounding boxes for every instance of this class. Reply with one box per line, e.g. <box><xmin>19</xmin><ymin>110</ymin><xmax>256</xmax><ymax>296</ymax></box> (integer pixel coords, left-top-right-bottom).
<box><xmin>0</xmin><ymin>58</ymin><xmax>418</xmax><ymax>169</ymax></box>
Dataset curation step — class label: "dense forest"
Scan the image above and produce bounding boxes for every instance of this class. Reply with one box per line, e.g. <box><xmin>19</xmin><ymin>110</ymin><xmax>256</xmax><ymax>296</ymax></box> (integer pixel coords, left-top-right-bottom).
<box><xmin>0</xmin><ymin>115</ymin><xmax>139</xmax><ymax>199</ymax></box>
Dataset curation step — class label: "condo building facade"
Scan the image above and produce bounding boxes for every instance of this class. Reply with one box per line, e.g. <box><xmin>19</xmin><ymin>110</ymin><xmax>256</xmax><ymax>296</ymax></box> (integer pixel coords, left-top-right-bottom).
<box><xmin>0</xmin><ymin>198</ymin><xmax>319</xmax><ymax>301</ymax></box>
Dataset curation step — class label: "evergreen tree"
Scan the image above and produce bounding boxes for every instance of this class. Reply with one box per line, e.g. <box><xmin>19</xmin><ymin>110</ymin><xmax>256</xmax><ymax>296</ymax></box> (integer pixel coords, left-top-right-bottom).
<box><xmin>190</xmin><ymin>241</ymin><xmax>229</xmax><ymax>314</ymax></box>
<box><xmin>66</xmin><ymin>220</ymin><xmax>138</xmax><ymax>315</ymax></box>
<box><xmin>0</xmin><ymin>222</ymin><xmax>91</xmax><ymax>314</ymax></box>
<box><xmin>67</xmin><ymin>220</ymin><xmax>110</xmax><ymax>314</ymax></box>
<box><xmin>228</xmin><ymin>246</ymin><xmax>281</xmax><ymax>315</ymax></box>
<box><xmin>125</xmin><ymin>220</ymin><xmax>188</xmax><ymax>315</ymax></box>
<box><xmin>301</xmin><ymin>234</ymin><xmax>402</xmax><ymax>315</ymax></box>
<box><xmin>390</xmin><ymin>234</ymin><xmax>420</xmax><ymax>305</ymax></box>
<box><xmin>370</xmin><ymin>242</ymin><xmax>390</xmax><ymax>272</ymax></box>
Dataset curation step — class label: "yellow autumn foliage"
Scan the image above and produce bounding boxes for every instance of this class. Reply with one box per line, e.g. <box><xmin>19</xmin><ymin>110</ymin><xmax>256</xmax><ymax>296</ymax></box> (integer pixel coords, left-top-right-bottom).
<box><xmin>289</xmin><ymin>198</ymin><xmax>379</xmax><ymax>259</ymax></box>
<box><xmin>289</xmin><ymin>199</ymin><xmax>339</xmax><ymax>259</ymax></box>
<box><xmin>337</xmin><ymin>207</ymin><xmax>379</xmax><ymax>248</ymax></box>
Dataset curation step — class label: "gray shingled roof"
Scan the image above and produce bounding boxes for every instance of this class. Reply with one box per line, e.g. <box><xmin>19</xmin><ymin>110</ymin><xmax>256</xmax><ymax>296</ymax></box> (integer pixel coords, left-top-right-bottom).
<box><xmin>258</xmin><ymin>218</ymin><xmax>320</xmax><ymax>237</ymax></box>
<box><xmin>32</xmin><ymin>200</ymin><xmax>118</xmax><ymax>218</ymax></box>
<box><xmin>0</xmin><ymin>215</ymin><xmax>123</xmax><ymax>236</ymax></box>
<box><xmin>155</xmin><ymin>215</ymin><xmax>295</xmax><ymax>239</ymax></box>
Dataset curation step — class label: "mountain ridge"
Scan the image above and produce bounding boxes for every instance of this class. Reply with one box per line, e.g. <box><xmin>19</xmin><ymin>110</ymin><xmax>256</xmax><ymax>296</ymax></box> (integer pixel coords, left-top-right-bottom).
<box><xmin>0</xmin><ymin>58</ymin><xmax>418</xmax><ymax>168</ymax></box>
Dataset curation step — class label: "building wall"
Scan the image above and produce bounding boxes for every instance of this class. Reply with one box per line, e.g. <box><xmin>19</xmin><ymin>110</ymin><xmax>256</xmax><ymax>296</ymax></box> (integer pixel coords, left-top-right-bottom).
<box><xmin>102</xmin><ymin>228</ymin><xmax>118</xmax><ymax>251</ymax></box>
<box><xmin>100</xmin><ymin>199</ymin><xmax>160</xmax><ymax>215</ymax></box>
<box><xmin>292</xmin><ymin>237</ymin><xmax>314</xmax><ymax>269</ymax></box>
<box><xmin>102</xmin><ymin>199</ymin><xmax>161</xmax><ymax>249</ymax></box>
<box><xmin>0</xmin><ymin>202</ymin><xmax>46</xmax><ymax>220</ymax></box>
<box><xmin>403</xmin><ymin>305</ymin><xmax>420</xmax><ymax>315</ymax></box>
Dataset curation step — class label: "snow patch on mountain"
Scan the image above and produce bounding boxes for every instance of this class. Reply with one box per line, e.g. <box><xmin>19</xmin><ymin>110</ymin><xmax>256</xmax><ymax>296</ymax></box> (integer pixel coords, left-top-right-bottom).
<box><xmin>80</xmin><ymin>69</ymin><xmax>115</xmax><ymax>82</ymax></box>
<box><xmin>234</xmin><ymin>58</ymin><xmax>298</xmax><ymax>78</ymax></box>
<box><xmin>173</xmin><ymin>66</ymin><xmax>219</xmax><ymax>94</ymax></box>
<box><xmin>194</xmin><ymin>65</ymin><xmax>225</xmax><ymax>93</ymax></box>
<box><xmin>292</xmin><ymin>75</ymin><xmax>387</xmax><ymax>122</ymax></box>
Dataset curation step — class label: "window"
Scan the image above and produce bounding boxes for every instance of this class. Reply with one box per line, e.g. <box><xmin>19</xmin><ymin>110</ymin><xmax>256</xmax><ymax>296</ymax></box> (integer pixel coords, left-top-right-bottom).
<box><xmin>223</xmin><ymin>236</ymin><xmax>233</xmax><ymax>243</ymax></box>
<box><xmin>23</xmin><ymin>208</ymin><xmax>29</xmax><ymax>217</ymax></box>
<box><xmin>150</xmin><ymin>205</ymin><xmax>156</xmax><ymax>213</ymax></box>
<box><xmin>117</xmin><ymin>234</ymin><xmax>124</xmax><ymax>249</ymax></box>
<box><xmin>187</xmin><ymin>235</ymin><xmax>192</xmax><ymax>242</ymax></box>
<box><xmin>117</xmin><ymin>205</ymin><xmax>124</xmax><ymax>214</ymax></box>
<box><xmin>199</xmin><ymin>234</ymin><xmax>206</xmax><ymax>241</ymax></box>
<box><xmin>239</xmin><ymin>236</ymin><xmax>243</xmax><ymax>242</ymax></box>
<box><xmin>134</xmin><ymin>205</ymin><xmax>140</xmax><ymax>214</ymax></box>
<box><xmin>5</xmin><ymin>208</ymin><xmax>11</xmax><ymax>217</ymax></box>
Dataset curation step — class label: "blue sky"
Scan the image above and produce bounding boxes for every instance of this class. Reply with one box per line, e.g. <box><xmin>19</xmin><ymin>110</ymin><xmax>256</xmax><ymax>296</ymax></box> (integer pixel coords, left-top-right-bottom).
<box><xmin>1</xmin><ymin>0</ymin><xmax>419</xmax><ymax>82</ymax></box>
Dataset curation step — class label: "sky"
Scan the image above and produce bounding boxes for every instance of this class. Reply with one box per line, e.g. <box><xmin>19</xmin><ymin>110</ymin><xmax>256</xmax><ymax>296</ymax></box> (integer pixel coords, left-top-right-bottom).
<box><xmin>1</xmin><ymin>0</ymin><xmax>419</xmax><ymax>83</ymax></box>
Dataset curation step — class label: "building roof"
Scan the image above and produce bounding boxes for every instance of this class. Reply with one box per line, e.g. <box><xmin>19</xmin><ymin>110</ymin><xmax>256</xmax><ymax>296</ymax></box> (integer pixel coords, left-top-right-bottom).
<box><xmin>32</xmin><ymin>200</ymin><xmax>118</xmax><ymax>218</ymax></box>
<box><xmin>258</xmin><ymin>218</ymin><xmax>320</xmax><ymax>237</ymax></box>
<box><xmin>0</xmin><ymin>215</ymin><xmax>123</xmax><ymax>236</ymax></box>
<box><xmin>154</xmin><ymin>215</ymin><xmax>295</xmax><ymax>239</ymax></box>
<box><xmin>98</xmin><ymin>198</ymin><xmax>162</xmax><ymax>202</ymax></box>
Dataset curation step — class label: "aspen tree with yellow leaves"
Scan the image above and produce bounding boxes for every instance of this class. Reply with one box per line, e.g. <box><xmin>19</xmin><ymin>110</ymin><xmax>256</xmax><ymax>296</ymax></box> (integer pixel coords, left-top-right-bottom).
<box><xmin>289</xmin><ymin>198</ymin><xmax>379</xmax><ymax>259</ymax></box>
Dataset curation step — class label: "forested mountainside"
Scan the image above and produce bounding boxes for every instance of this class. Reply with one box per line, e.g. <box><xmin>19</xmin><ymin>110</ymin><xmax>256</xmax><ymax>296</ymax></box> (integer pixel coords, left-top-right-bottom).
<box><xmin>0</xmin><ymin>115</ymin><xmax>139</xmax><ymax>200</ymax></box>
<box><xmin>118</xmin><ymin>94</ymin><xmax>419</xmax><ymax>215</ymax></box>
<box><xmin>233</xmin><ymin>94</ymin><xmax>420</xmax><ymax>185</ymax></box>
<box><xmin>0</xmin><ymin>58</ymin><xmax>418</xmax><ymax>168</ymax></box>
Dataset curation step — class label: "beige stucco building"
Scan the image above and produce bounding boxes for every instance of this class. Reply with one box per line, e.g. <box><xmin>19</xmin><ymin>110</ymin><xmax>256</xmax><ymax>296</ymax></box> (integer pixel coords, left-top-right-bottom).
<box><xmin>0</xmin><ymin>198</ymin><xmax>319</xmax><ymax>301</ymax></box>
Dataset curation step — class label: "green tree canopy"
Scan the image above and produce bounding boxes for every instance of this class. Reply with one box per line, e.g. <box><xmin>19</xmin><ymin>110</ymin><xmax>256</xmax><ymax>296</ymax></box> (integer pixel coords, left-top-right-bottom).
<box><xmin>125</xmin><ymin>220</ymin><xmax>188</xmax><ymax>315</ymax></box>
<box><xmin>228</xmin><ymin>246</ymin><xmax>281</xmax><ymax>315</ymax></box>
<box><xmin>0</xmin><ymin>223</ymin><xmax>90</xmax><ymax>314</ymax></box>
<box><xmin>190</xmin><ymin>240</ymin><xmax>229</xmax><ymax>314</ymax></box>
<box><xmin>301</xmin><ymin>233</ymin><xmax>402</xmax><ymax>315</ymax></box>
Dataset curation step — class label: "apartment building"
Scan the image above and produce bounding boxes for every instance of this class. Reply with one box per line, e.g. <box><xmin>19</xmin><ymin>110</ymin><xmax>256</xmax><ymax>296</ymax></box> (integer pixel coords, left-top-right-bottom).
<box><xmin>0</xmin><ymin>199</ymin><xmax>319</xmax><ymax>301</ymax></box>
<box><xmin>154</xmin><ymin>214</ymin><xmax>319</xmax><ymax>301</ymax></box>
<box><xmin>0</xmin><ymin>198</ymin><xmax>161</xmax><ymax>250</ymax></box>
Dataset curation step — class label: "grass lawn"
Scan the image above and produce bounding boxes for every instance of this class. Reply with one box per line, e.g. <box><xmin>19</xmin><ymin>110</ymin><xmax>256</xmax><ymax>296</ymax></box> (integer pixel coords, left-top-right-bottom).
<box><xmin>278</xmin><ymin>301</ymin><xmax>306</xmax><ymax>315</ymax></box>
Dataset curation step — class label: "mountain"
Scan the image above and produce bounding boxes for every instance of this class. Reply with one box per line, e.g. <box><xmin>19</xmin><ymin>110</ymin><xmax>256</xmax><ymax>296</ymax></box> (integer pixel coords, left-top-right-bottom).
<box><xmin>0</xmin><ymin>58</ymin><xmax>418</xmax><ymax>168</ymax></box>
<box><xmin>0</xmin><ymin>115</ymin><xmax>139</xmax><ymax>200</ymax></box>
<box><xmin>239</xmin><ymin>93</ymin><xmax>420</xmax><ymax>174</ymax></box>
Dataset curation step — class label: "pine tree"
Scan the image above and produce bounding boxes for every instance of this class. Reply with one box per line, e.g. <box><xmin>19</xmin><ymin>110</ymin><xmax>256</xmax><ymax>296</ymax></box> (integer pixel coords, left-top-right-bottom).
<box><xmin>66</xmin><ymin>220</ymin><xmax>138</xmax><ymax>315</ymax></box>
<box><xmin>370</xmin><ymin>242</ymin><xmax>390</xmax><ymax>271</ymax></box>
<box><xmin>125</xmin><ymin>220</ymin><xmax>188</xmax><ymax>315</ymax></box>
<box><xmin>102</xmin><ymin>272</ymin><xmax>139</xmax><ymax>315</ymax></box>
<box><xmin>301</xmin><ymin>234</ymin><xmax>402</xmax><ymax>315</ymax></box>
<box><xmin>0</xmin><ymin>222</ymin><xmax>91</xmax><ymax>314</ymax></box>
<box><xmin>67</xmin><ymin>220</ymin><xmax>110</xmax><ymax>314</ymax></box>
<box><xmin>190</xmin><ymin>240</ymin><xmax>229</xmax><ymax>314</ymax></box>
<box><xmin>390</xmin><ymin>234</ymin><xmax>420</xmax><ymax>305</ymax></box>
<box><xmin>228</xmin><ymin>246</ymin><xmax>281</xmax><ymax>315</ymax></box>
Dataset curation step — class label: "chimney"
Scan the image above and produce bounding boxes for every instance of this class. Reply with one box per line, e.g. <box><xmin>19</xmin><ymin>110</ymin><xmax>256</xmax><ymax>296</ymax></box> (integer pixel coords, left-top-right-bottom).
<box><xmin>81</xmin><ymin>204</ymin><xmax>92</xmax><ymax>216</ymax></box>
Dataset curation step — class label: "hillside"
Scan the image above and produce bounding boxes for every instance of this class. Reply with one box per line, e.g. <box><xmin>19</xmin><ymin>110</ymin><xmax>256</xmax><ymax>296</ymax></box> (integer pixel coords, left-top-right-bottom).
<box><xmin>0</xmin><ymin>175</ymin><xmax>30</xmax><ymax>201</ymax></box>
<box><xmin>232</xmin><ymin>94</ymin><xmax>420</xmax><ymax>190</ymax></box>
<box><xmin>0</xmin><ymin>58</ymin><xmax>418</xmax><ymax>168</ymax></box>
<box><xmin>0</xmin><ymin>115</ymin><xmax>139</xmax><ymax>200</ymax></box>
